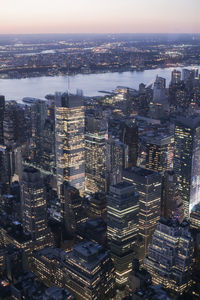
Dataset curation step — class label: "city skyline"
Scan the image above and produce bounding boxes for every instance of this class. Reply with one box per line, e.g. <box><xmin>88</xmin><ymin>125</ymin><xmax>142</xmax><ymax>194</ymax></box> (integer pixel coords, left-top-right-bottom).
<box><xmin>0</xmin><ymin>0</ymin><xmax>200</xmax><ymax>34</ymax></box>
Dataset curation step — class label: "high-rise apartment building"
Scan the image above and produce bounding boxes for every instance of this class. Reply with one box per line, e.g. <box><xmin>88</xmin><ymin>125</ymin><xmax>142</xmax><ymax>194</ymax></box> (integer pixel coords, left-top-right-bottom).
<box><xmin>55</xmin><ymin>92</ymin><xmax>85</xmax><ymax>195</ymax></box>
<box><xmin>144</xmin><ymin>218</ymin><xmax>193</xmax><ymax>296</ymax></box>
<box><xmin>123</xmin><ymin>167</ymin><xmax>161</xmax><ymax>262</ymax></box>
<box><xmin>107</xmin><ymin>182</ymin><xmax>139</xmax><ymax>285</ymax></box>
<box><xmin>174</xmin><ymin>115</ymin><xmax>200</xmax><ymax>218</ymax></box>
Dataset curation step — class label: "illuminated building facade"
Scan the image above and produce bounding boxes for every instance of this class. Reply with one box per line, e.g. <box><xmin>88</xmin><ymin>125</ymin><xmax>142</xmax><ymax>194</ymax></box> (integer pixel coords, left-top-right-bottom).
<box><xmin>171</xmin><ymin>69</ymin><xmax>181</xmax><ymax>85</ymax></box>
<box><xmin>21</xmin><ymin>167</ymin><xmax>48</xmax><ymax>240</ymax></box>
<box><xmin>21</xmin><ymin>167</ymin><xmax>53</xmax><ymax>251</ymax></box>
<box><xmin>32</xmin><ymin>242</ymin><xmax>115</xmax><ymax>300</ymax></box>
<box><xmin>31</xmin><ymin>100</ymin><xmax>47</xmax><ymax>166</ymax></box>
<box><xmin>190</xmin><ymin>203</ymin><xmax>200</xmax><ymax>229</ymax></box>
<box><xmin>174</xmin><ymin>116</ymin><xmax>200</xmax><ymax>218</ymax></box>
<box><xmin>55</xmin><ymin>92</ymin><xmax>85</xmax><ymax>195</ymax></box>
<box><xmin>120</xmin><ymin>121</ymin><xmax>138</xmax><ymax>168</ymax></box>
<box><xmin>0</xmin><ymin>95</ymin><xmax>5</xmax><ymax>144</ymax></box>
<box><xmin>140</xmin><ymin>133</ymin><xmax>174</xmax><ymax>173</ymax></box>
<box><xmin>85</xmin><ymin>117</ymin><xmax>107</xmax><ymax>193</ymax></box>
<box><xmin>144</xmin><ymin>218</ymin><xmax>193</xmax><ymax>296</ymax></box>
<box><xmin>107</xmin><ymin>182</ymin><xmax>139</xmax><ymax>285</ymax></box>
<box><xmin>60</xmin><ymin>182</ymin><xmax>87</xmax><ymax>235</ymax></box>
<box><xmin>123</xmin><ymin>167</ymin><xmax>161</xmax><ymax>262</ymax></box>
<box><xmin>107</xmin><ymin>136</ymin><xmax>128</xmax><ymax>187</ymax></box>
<box><xmin>41</xmin><ymin>118</ymin><xmax>56</xmax><ymax>174</ymax></box>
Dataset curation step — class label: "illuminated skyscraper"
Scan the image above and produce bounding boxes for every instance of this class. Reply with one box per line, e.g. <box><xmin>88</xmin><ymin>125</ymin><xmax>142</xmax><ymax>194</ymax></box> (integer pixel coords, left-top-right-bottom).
<box><xmin>107</xmin><ymin>182</ymin><xmax>139</xmax><ymax>285</ymax></box>
<box><xmin>21</xmin><ymin>167</ymin><xmax>54</xmax><ymax>253</ymax></box>
<box><xmin>174</xmin><ymin>115</ymin><xmax>200</xmax><ymax>218</ymax></box>
<box><xmin>21</xmin><ymin>167</ymin><xmax>48</xmax><ymax>240</ymax></box>
<box><xmin>171</xmin><ymin>69</ymin><xmax>181</xmax><ymax>85</ymax></box>
<box><xmin>0</xmin><ymin>95</ymin><xmax>5</xmax><ymax>144</ymax></box>
<box><xmin>139</xmin><ymin>133</ymin><xmax>174</xmax><ymax>173</ymax></box>
<box><xmin>120</xmin><ymin>121</ymin><xmax>138</xmax><ymax>167</ymax></box>
<box><xmin>144</xmin><ymin>218</ymin><xmax>193</xmax><ymax>296</ymax></box>
<box><xmin>31</xmin><ymin>100</ymin><xmax>47</xmax><ymax>166</ymax></box>
<box><xmin>55</xmin><ymin>92</ymin><xmax>85</xmax><ymax>195</ymax></box>
<box><xmin>41</xmin><ymin>118</ymin><xmax>56</xmax><ymax>174</ymax></box>
<box><xmin>85</xmin><ymin>117</ymin><xmax>107</xmax><ymax>193</ymax></box>
<box><xmin>60</xmin><ymin>182</ymin><xmax>87</xmax><ymax>235</ymax></box>
<box><xmin>123</xmin><ymin>167</ymin><xmax>161</xmax><ymax>262</ymax></box>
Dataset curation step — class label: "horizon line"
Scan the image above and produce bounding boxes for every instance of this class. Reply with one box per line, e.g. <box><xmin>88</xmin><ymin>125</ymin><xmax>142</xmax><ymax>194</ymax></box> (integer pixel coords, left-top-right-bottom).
<box><xmin>0</xmin><ymin>32</ymin><xmax>200</xmax><ymax>36</ymax></box>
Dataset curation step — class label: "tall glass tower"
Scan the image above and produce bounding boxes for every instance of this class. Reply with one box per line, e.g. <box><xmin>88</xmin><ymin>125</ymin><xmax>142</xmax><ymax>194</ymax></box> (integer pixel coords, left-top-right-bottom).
<box><xmin>107</xmin><ymin>181</ymin><xmax>139</xmax><ymax>286</ymax></box>
<box><xmin>174</xmin><ymin>115</ymin><xmax>200</xmax><ymax>218</ymax></box>
<box><xmin>55</xmin><ymin>92</ymin><xmax>85</xmax><ymax>195</ymax></box>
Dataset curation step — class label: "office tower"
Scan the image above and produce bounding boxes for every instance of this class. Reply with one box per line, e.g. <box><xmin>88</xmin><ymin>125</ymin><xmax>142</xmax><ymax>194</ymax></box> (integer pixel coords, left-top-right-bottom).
<box><xmin>21</xmin><ymin>167</ymin><xmax>48</xmax><ymax>240</ymax></box>
<box><xmin>55</xmin><ymin>92</ymin><xmax>85</xmax><ymax>195</ymax></box>
<box><xmin>123</xmin><ymin>167</ymin><xmax>161</xmax><ymax>262</ymax></box>
<box><xmin>0</xmin><ymin>145</ymin><xmax>12</xmax><ymax>191</ymax></box>
<box><xmin>171</xmin><ymin>69</ymin><xmax>181</xmax><ymax>85</ymax></box>
<box><xmin>174</xmin><ymin>115</ymin><xmax>200</xmax><ymax>218</ymax></box>
<box><xmin>144</xmin><ymin>218</ymin><xmax>193</xmax><ymax>296</ymax></box>
<box><xmin>107</xmin><ymin>136</ymin><xmax>128</xmax><ymax>187</ymax></box>
<box><xmin>85</xmin><ymin>117</ymin><xmax>107</xmax><ymax>193</ymax></box>
<box><xmin>88</xmin><ymin>192</ymin><xmax>107</xmax><ymax>219</ymax></box>
<box><xmin>60</xmin><ymin>182</ymin><xmax>87</xmax><ymax>235</ymax></box>
<box><xmin>65</xmin><ymin>241</ymin><xmax>115</xmax><ymax>300</ymax></box>
<box><xmin>153</xmin><ymin>76</ymin><xmax>166</xmax><ymax>102</ymax></box>
<box><xmin>0</xmin><ymin>95</ymin><xmax>5</xmax><ymax>144</ymax></box>
<box><xmin>20</xmin><ymin>167</ymin><xmax>53</xmax><ymax>252</ymax></box>
<box><xmin>41</xmin><ymin>118</ymin><xmax>56</xmax><ymax>174</ymax></box>
<box><xmin>161</xmin><ymin>170</ymin><xmax>184</xmax><ymax>222</ymax></box>
<box><xmin>32</xmin><ymin>242</ymin><xmax>115</xmax><ymax>300</ymax></box>
<box><xmin>77</xmin><ymin>218</ymin><xmax>106</xmax><ymax>245</ymax></box>
<box><xmin>3</xmin><ymin>101</ymin><xmax>27</xmax><ymax>147</ymax></box>
<box><xmin>31</xmin><ymin>100</ymin><xmax>47</xmax><ymax>166</ymax></box>
<box><xmin>190</xmin><ymin>203</ymin><xmax>200</xmax><ymax>229</ymax></box>
<box><xmin>139</xmin><ymin>133</ymin><xmax>174</xmax><ymax>173</ymax></box>
<box><xmin>183</xmin><ymin>68</ymin><xmax>196</xmax><ymax>82</ymax></box>
<box><xmin>120</xmin><ymin>120</ymin><xmax>138</xmax><ymax>167</ymax></box>
<box><xmin>107</xmin><ymin>182</ymin><xmax>139</xmax><ymax>285</ymax></box>
<box><xmin>161</xmin><ymin>170</ymin><xmax>177</xmax><ymax>218</ymax></box>
<box><xmin>3</xmin><ymin>244</ymin><xmax>29</xmax><ymax>282</ymax></box>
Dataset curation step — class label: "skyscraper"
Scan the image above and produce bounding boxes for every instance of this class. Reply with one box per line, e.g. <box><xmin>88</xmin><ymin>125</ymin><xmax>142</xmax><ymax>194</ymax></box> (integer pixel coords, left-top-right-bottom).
<box><xmin>85</xmin><ymin>117</ymin><xmax>107</xmax><ymax>193</ymax></box>
<box><xmin>0</xmin><ymin>95</ymin><xmax>5</xmax><ymax>145</ymax></box>
<box><xmin>60</xmin><ymin>182</ymin><xmax>87</xmax><ymax>235</ymax></box>
<box><xmin>174</xmin><ymin>115</ymin><xmax>200</xmax><ymax>218</ymax></box>
<box><xmin>139</xmin><ymin>132</ymin><xmax>174</xmax><ymax>173</ymax></box>
<box><xmin>123</xmin><ymin>167</ymin><xmax>161</xmax><ymax>262</ymax></box>
<box><xmin>21</xmin><ymin>167</ymin><xmax>48</xmax><ymax>240</ymax></box>
<box><xmin>107</xmin><ymin>182</ymin><xmax>139</xmax><ymax>285</ymax></box>
<box><xmin>120</xmin><ymin>121</ymin><xmax>138</xmax><ymax>168</ymax></box>
<box><xmin>55</xmin><ymin>92</ymin><xmax>85</xmax><ymax>195</ymax></box>
<box><xmin>144</xmin><ymin>218</ymin><xmax>193</xmax><ymax>296</ymax></box>
<box><xmin>171</xmin><ymin>69</ymin><xmax>181</xmax><ymax>85</ymax></box>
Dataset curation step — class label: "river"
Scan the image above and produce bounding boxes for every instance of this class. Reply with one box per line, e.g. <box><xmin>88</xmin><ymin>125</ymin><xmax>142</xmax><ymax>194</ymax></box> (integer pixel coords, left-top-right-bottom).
<box><xmin>0</xmin><ymin>66</ymin><xmax>199</xmax><ymax>102</ymax></box>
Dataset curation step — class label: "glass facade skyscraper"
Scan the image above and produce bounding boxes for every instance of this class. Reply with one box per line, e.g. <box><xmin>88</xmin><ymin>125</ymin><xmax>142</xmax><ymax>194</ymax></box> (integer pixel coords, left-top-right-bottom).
<box><xmin>55</xmin><ymin>92</ymin><xmax>85</xmax><ymax>195</ymax></box>
<box><xmin>107</xmin><ymin>181</ymin><xmax>139</xmax><ymax>285</ymax></box>
<box><xmin>174</xmin><ymin>115</ymin><xmax>200</xmax><ymax>218</ymax></box>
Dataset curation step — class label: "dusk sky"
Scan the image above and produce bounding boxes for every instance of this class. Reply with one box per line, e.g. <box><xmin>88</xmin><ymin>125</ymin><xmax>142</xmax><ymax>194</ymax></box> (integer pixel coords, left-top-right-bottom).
<box><xmin>0</xmin><ymin>0</ymin><xmax>199</xmax><ymax>34</ymax></box>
